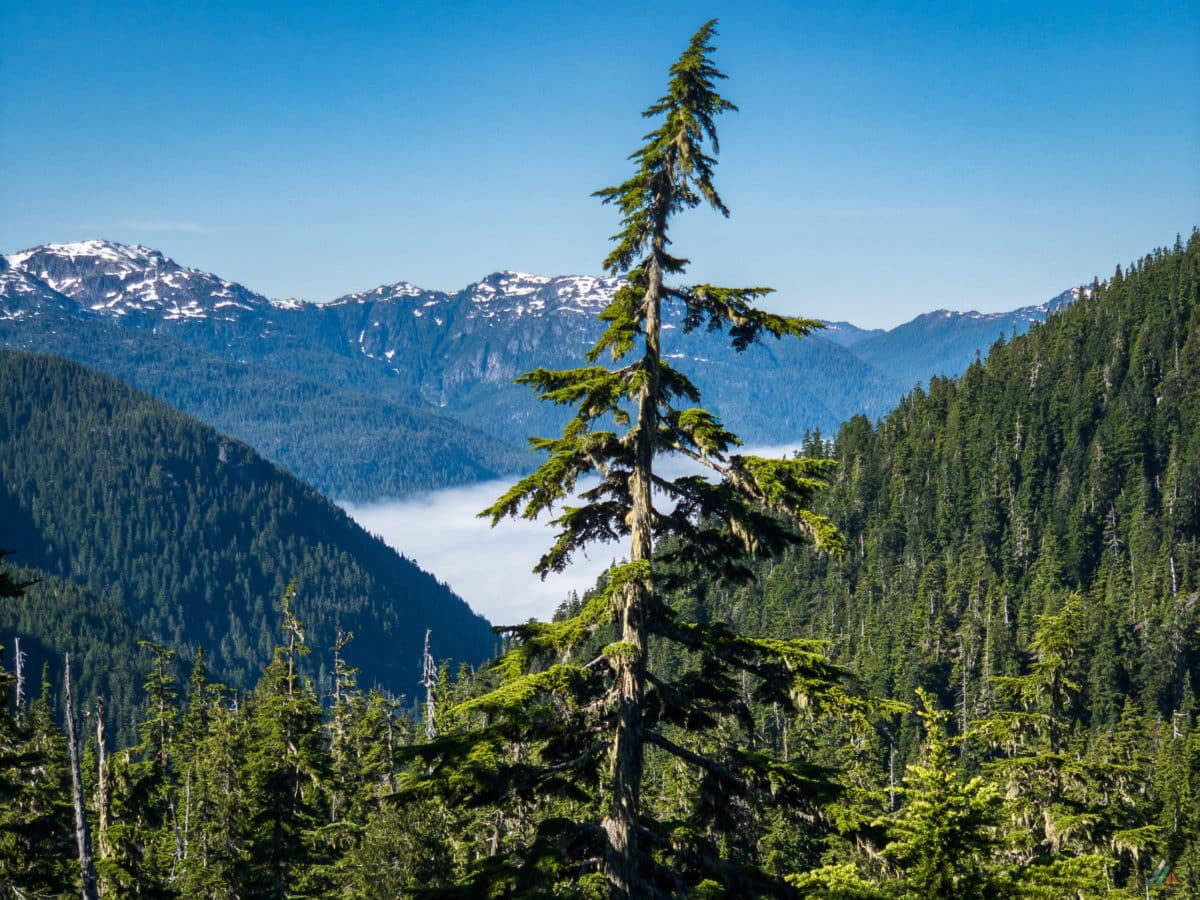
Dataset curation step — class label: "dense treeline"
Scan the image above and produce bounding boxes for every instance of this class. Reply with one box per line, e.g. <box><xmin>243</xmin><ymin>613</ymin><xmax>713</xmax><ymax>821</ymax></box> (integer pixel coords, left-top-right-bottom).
<box><xmin>698</xmin><ymin>229</ymin><xmax>1200</xmax><ymax>888</ymax></box>
<box><xmin>740</xmin><ymin>230</ymin><xmax>1200</xmax><ymax>731</ymax></box>
<box><xmin>5</xmin><ymin>562</ymin><xmax>1196</xmax><ymax>896</ymax></box>
<box><xmin>1</xmin><ymin>586</ymin><xmax>425</xmax><ymax>897</ymax></box>
<box><xmin>0</xmin><ymin>350</ymin><xmax>496</xmax><ymax>712</ymax></box>
<box><xmin>1</xmin><ymin>569</ymin><xmax>147</xmax><ymax>746</ymax></box>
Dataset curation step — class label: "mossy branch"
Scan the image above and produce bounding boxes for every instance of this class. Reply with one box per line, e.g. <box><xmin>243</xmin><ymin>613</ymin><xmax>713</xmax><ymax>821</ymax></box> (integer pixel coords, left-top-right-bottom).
<box><xmin>454</xmin><ymin>664</ymin><xmax>594</xmax><ymax>717</ymax></box>
<box><xmin>673</xmin><ymin>284</ymin><xmax>825</xmax><ymax>351</ymax></box>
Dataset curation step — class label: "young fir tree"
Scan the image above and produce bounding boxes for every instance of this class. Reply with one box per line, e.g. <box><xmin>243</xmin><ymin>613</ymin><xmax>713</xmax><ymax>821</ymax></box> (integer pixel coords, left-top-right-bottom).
<box><xmin>240</xmin><ymin>585</ymin><xmax>332</xmax><ymax>897</ymax></box>
<box><xmin>402</xmin><ymin>20</ymin><xmax>845</xmax><ymax>898</ymax></box>
<box><xmin>0</xmin><ymin>555</ymin><xmax>76</xmax><ymax>895</ymax></box>
<box><xmin>100</xmin><ymin>641</ymin><xmax>180</xmax><ymax>895</ymax></box>
<box><xmin>974</xmin><ymin>594</ymin><xmax>1154</xmax><ymax>894</ymax></box>
<box><xmin>880</xmin><ymin>690</ymin><xmax>1006</xmax><ymax>900</ymax></box>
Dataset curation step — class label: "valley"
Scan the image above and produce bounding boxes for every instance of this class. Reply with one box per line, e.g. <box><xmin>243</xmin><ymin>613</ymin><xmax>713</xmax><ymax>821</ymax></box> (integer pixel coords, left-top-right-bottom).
<box><xmin>1</xmin><ymin>6</ymin><xmax>1193</xmax><ymax>891</ymax></box>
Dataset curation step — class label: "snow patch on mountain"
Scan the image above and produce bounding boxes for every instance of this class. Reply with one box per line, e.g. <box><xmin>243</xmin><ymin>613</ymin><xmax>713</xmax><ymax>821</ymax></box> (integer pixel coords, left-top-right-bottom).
<box><xmin>6</xmin><ymin>239</ymin><xmax>161</xmax><ymax>270</ymax></box>
<box><xmin>2</xmin><ymin>240</ymin><xmax>272</xmax><ymax>322</ymax></box>
<box><xmin>462</xmin><ymin>271</ymin><xmax>620</xmax><ymax>321</ymax></box>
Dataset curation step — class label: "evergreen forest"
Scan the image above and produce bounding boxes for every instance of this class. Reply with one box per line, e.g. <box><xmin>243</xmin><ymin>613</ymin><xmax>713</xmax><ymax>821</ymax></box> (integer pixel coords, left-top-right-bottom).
<box><xmin>0</xmin><ymin>349</ymin><xmax>496</xmax><ymax>735</ymax></box>
<box><xmin>3</xmin><ymin>20</ymin><xmax>1198</xmax><ymax>900</ymax></box>
<box><xmin>0</xmin><ymin>311</ymin><xmax>527</xmax><ymax>501</ymax></box>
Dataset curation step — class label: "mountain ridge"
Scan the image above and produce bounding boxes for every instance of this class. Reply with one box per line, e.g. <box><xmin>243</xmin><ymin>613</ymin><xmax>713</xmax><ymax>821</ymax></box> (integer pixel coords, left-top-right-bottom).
<box><xmin>1</xmin><ymin>240</ymin><xmax>1082</xmax><ymax>501</ymax></box>
<box><xmin>1</xmin><ymin>239</ymin><xmax>1076</xmax><ymax>338</ymax></box>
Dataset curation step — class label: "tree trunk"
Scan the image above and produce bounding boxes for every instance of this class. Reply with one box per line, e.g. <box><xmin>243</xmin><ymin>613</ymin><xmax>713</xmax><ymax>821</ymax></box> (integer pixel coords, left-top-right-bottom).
<box><xmin>602</xmin><ymin>255</ymin><xmax>662</xmax><ymax>898</ymax></box>
<box><xmin>13</xmin><ymin>636</ymin><xmax>25</xmax><ymax>727</ymax></box>
<box><xmin>422</xmin><ymin>629</ymin><xmax>438</xmax><ymax>740</ymax></box>
<box><xmin>94</xmin><ymin>698</ymin><xmax>112</xmax><ymax>865</ymax></box>
<box><xmin>64</xmin><ymin>653</ymin><xmax>100</xmax><ymax>900</ymax></box>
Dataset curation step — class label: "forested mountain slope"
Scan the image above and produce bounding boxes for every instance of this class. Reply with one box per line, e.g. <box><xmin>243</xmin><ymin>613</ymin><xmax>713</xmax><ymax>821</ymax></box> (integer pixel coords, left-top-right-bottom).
<box><xmin>3</xmin><ymin>235</ymin><xmax>1194</xmax><ymax>898</ymax></box>
<box><xmin>0</xmin><ymin>350</ymin><xmax>495</xmax><ymax>701</ymax></box>
<box><xmin>0</xmin><ymin>312</ymin><xmax>525</xmax><ymax>500</ymax></box>
<box><xmin>0</xmin><ymin>567</ymin><xmax>149</xmax><ymax>744</ymax></box>
<box><xmin>723</xmin><ymin>231</ymin><xmax>1199</xmax><ymax>747</ymax></box>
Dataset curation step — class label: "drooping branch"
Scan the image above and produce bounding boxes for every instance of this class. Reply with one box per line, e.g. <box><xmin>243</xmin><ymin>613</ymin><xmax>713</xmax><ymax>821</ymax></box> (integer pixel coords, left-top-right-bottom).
<box><xmin>673</xmin><ymin>284</ymin><xmax>823</xmax><ymax>351</ymax></box>
<box><xmin>646</xmin><ymin>728</ymin><xmax>838</xmax><ymax>815</ymax></box>
<box><xmin>649</xmin><ymin>619</ymin><xmax>846</xmax><ymax>701</ymax></box>
<box><xmin>646</xmin><ymin>729</ymin><xmax>745</xmax><ymax>791</ymax></box>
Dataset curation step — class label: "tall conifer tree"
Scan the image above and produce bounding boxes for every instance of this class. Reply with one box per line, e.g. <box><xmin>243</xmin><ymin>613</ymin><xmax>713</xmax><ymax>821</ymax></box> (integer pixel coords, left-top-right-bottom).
<box><xmin>404</xmin><ymin>20</ymin><xmax>846</xmax><ymax>898</ymax></box>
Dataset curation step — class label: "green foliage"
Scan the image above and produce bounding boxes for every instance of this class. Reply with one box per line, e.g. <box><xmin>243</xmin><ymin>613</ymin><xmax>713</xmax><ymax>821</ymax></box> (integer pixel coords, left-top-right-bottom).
<box><xmin>0</xmin><ymin>561</ymin><xmax>76</xmax><ymax>895</ymax></box>
<box><xmin>403</xmin><ymin>20</ymin><xmax>852</xmax><ymax>898</ymax></box>
<box><xmin>240</xmin><ymin>609</ymin><xmax>332</xmax><ymax>896</ymax></box>
<box><xmin>0</xmin><ymin>568</ymin><xmax>148</xmax><ymax>746</ymax></box>
<box><xmin>880</xmin><ymin>691</ymin><xmax>1005</xmax><ymax>899</ymax></box>
<box><xmin>0</xmin><ymin>348</ymin><xmax>496</xmax><ymax>706</ymax></box>
<box><xmin>690</xmin><ymin>230</ymin><xmax>1200</xmax><ymax>896</ymax></box>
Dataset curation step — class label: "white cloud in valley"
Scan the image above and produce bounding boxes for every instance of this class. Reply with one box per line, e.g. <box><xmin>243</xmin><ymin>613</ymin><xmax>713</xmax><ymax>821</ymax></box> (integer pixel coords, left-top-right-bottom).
<box><xmin>342</xmin><ymin>445</ymin><xmax>806</xmax><ymax>625</ymax></box>
<box><xmin>342</xmin><ymin>479</ymin><xmax>618</xmax><ymax>625</ymax></box>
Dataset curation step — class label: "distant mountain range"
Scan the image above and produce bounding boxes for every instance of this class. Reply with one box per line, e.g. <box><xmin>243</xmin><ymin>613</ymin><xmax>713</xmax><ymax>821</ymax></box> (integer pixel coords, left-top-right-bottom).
<box><xmin>0</xmin><ymin>241</ymin><xmax>1080</xmax><ymax>500</ymax></box>
<box><xmin>843</xmin><ymin>289</ymin><xmax>1080</xmax><ymax>390</ymax></box>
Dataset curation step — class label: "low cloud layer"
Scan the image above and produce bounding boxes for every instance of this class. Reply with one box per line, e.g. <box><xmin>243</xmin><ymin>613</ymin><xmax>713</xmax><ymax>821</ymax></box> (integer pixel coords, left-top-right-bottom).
<box><xmin>342</xmin><ymin>479</ymin><xmax>618</xmax><ymax>625</ymax></box>
<box><xmin>342</xmin><ymin>445</ymin><xmax>805</xmax><ymax>625</ymax></box>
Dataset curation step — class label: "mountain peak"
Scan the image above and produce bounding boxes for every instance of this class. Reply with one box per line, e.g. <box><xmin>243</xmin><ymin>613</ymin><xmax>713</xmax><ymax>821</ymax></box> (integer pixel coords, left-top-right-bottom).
<box><xmin>462</xmin><ymin>271</ymin><xmax>620</xmax><ymax>321</ymax></box>
<box><xmin>3</xmin><ymin>239</ymin><xmax>270</xmax><ymax>321</ymax></box>
<box><xmin>330</xmin><ymin>281</ymin><xmax>434</xmax><ymax>306</ymax></box>
<box><xmin>6</xmin><ymin>239</ymin><xmax>169</xmax><ymax>270</ymax></box>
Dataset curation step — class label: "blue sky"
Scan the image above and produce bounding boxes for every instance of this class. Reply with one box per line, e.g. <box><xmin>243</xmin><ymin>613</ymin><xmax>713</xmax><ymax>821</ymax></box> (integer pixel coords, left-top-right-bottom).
<box><xmin>2</xmin><ymin>0</ymin><xmax>1197</xmax><ymax>327</ymax></box>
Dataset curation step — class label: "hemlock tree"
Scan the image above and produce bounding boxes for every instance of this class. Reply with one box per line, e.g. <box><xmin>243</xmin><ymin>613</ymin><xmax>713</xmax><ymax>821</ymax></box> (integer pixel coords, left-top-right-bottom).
<box><xmin>881</xmin><ymin>691</ymin><xmax>1005</xmax><ymax>900</ymax></box>
<box><xmin>402</xmin><ymin>20</ymin><xmax>846</xmax><ymax>898</ymax></box>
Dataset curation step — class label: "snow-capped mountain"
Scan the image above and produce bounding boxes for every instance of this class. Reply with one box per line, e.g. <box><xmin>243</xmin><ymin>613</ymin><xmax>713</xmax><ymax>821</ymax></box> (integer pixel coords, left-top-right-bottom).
<box><xmin>318</xmin><ymin>271</ymin><xmax>628</xmax><ymax>406</ymax></box>
<box><xmin>326</xmin><ymin>271</ymin><xmax>617</xmax><ymax>324</ymax></box>
<box><xmin>5</xmin><ymin>240</ymin><xmax>272</xmax><ymax>323</ymax></box>
<box><xmin>460</xmin><ymin>272</ymin><xmax>620</xmax><ymax>319</ymax></box>
<box><xmin>0</xmin><ymin>239</ymin><xmax>1086</xmax><ymax>500</ymax></box>
<box><xmin>331</xmin><ymin>280</ymin><xmax>437</xmax><ymax>306</ymax></box>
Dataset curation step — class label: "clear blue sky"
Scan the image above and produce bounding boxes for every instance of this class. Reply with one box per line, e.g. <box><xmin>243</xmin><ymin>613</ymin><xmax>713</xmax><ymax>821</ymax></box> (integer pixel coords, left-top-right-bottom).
<box><xmin>2</xmin><ymin>0</ymin><xmax>1197</xmax><ymax>327</ymax></box>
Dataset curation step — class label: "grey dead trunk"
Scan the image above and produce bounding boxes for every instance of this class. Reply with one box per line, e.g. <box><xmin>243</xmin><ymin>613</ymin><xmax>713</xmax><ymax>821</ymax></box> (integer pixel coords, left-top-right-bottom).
<box><xmin>64</xmin><ymin>653</ymin><xmax>99</xmax><ymax>900</ymax></box>
<box><xmin>94</xmin><ymin>698</ymin><xmax>112</xmax><ymax>865</ymax></box>
<box><xmin>422</xmin><ymin>629</ymin><xmax>438</xmax><ymax>741</ymax></box>
<box><xmin>13</xmin><ymin>636</ymin><xmax>25</xmax><ymax>727</ymax></box>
